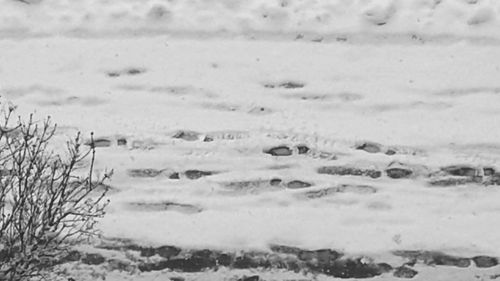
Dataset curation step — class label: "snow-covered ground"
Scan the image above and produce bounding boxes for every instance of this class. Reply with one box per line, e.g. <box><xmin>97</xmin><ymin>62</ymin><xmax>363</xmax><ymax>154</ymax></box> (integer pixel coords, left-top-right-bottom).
<box><xmin>1</xmin><ymin>0</ymin><xmax>500</xmax><ymax>280</ymax></box>
<box><xmin>2</xmin><ymin>0</ymin><xmax>500</xmax><ymax>40</ymax></box>
<box><xmin>4</xmin><ymin>37</ymin><xmax>500</xmax><ymax>253</ymax></box>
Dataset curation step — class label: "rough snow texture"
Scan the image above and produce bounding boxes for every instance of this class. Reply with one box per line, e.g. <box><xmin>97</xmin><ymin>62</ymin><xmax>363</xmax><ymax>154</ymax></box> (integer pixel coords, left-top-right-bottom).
<box><xmin>1</xmin><ymin>0</ymin><xmax>500</xmax><ymax>40</ymax></box>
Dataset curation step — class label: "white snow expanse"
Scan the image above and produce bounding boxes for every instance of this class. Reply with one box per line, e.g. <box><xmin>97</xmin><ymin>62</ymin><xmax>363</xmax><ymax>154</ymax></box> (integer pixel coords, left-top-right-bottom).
<box><xmin>1</xmin><ymin>0</ymin><xmax>500</xmax><ymax>280</ymax></box>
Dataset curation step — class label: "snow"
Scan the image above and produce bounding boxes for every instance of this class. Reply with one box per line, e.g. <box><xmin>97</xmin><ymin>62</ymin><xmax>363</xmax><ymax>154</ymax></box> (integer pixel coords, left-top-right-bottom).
<box><xmin>3</xmin><ymin>38</ymin><xmax>500</xmax><ymax>147</ymax></box>
<box><xmin>2</xmin><ymin>37</ymin><xmax>500</xmax><ymax>258</ymax></box>
<box><xmin>1</xmin><ymin>0</ymin><xmax>500</xmax><ymax>40</ymax></box>
<box><xmin>1</xmin><ymin>0</ymin><xmax>500</xmax><ymax>279</ymax></box>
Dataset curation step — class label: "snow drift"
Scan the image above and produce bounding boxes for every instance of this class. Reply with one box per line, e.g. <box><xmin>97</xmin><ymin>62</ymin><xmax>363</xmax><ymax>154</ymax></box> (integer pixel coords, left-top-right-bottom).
<box><xmin>1</xmin><ymin>0</ymin><xmax>500</xmax><ymax>39</ymax></box>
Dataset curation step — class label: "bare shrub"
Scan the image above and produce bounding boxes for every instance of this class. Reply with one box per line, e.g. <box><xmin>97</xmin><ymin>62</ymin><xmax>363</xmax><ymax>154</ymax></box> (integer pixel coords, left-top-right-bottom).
<box><xmin>0</xmin><ymin>106</ymin><xmax>111</xmax><ymax>280</ymax></box>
